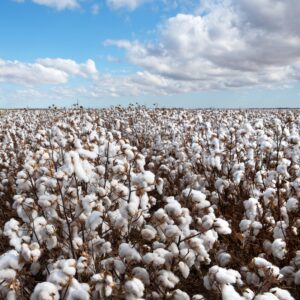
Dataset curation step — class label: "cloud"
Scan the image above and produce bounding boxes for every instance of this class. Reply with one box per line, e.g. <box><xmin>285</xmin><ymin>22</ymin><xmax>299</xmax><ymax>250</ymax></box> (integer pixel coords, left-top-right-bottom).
<box><xmin>104</xmin><ymin>0</ymin><xmax>300</xmax><ymax>93</ymax></box>
<box><xmin>106</xmin><ymin>0</ymin><xmax>147</xmax><ymax>11</ymax></box>
<box><xmin>15</xmin><ymin>0</ymin><xmax>79</xmax><ymax>10</ymax></box>
<box><xmin>37</xmin><ymin>58</ymin><xmax>98</xmax><ymax>79</ymax></box>
<box><xmin>91</xmin><ymin>4</ymin><xmax>100</xmax><ymax>15</ymax></box>
<box><xmin>0</xmin><ymin>58</ymin><xmax>98</xmax><ymax>85</ymax></box>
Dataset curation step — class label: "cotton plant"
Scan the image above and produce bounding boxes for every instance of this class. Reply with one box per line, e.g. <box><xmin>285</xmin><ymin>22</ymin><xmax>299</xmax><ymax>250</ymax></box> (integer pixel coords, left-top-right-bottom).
<box><xmin>0</xmin><ymin>108</ymin><xmax>300</xmax><ymax>299</ymax></box>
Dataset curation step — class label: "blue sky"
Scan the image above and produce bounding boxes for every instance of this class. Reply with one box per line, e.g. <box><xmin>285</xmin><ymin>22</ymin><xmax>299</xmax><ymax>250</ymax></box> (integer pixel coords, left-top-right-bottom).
<box><xmin>1</xmin><ymin>0</ymin><xmax>300</xmax><ymax>108</ymax></box>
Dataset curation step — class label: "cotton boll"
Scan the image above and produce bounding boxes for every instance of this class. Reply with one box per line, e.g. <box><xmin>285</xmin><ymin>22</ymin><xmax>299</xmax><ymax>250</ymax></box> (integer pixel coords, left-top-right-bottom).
<box><xmin>0</xmin><ymin>250</ymin><xmax>22</xmax><ymax>271</ymax></box>
<box><xmin>277</xmin><ymin>163</ymin><xmax>290</xmax><ymax>178</ymax></box>
<box><xmin>21</xmin><ymin>243</ymin><xmax>41</xmax><ymax>262</ymax></box>
<box><xmin>62</xmin><ymin>259</ymin><xmax>77</xmax><ymax>276</ymax></box>
<box><xmin>70</xmin><ymin>151</ymin><xmax>89</xmax><ymax>183</ymax></box>
<box><xmin>156</xmin><ymin>178</ymin><xmax>164</xmax><ymax>195</ymax></box>
<box><xmin>178</xmin><ymin>261</ymin><xmax>190</xmax><ymax>279</ymax></box>
<box><xmin>143</xmin><ymin>171</ymin><xmax>155</xmax><ymax>185</ymax></box>
<box><xmin>64</xmin><ymin>279</ymin><xmax>90</xmax><ymax>300</ymax></box>
<box><xmin>124</xmin><ymin>278</ymin><xmax>144</xmax><ymax>299</ymax></box>
<box><xmin>164</xmin><ymin>224</ymin><xmax>181</xmax><ymax>240</ymax></box>
<box><xmin>243</xmin><ymin>288</ymin><xmax>255</xmax><ymax>300</ymax></box>
<box><xmin>30</xmin><ymin>262</ymin><xmax>41</xmax><ymax>275</ymax></box>
<box><xmin>0</xmin><ymin>269</ymin><xmax>17</xmax><ymax>282</ymax></box>
<box><xmin>221</xmin><ymin>284</ymin><xmax>244</xmax><ymax>300</ymax></box>
<box><xmin>4</xmin><ymin>219</ymin><xmax>22</xmax><ymax>251</ymax></box>
<box><xmin>143</xmin><ymin>252</ymin><xmax>165</xmax><ymax>267</ymax></box>
<box><xmin>30</xmin><ymin>282</ymin><xmax>59</xmax><ymax>300</ymax></box>
<box><xmin>244</xmin><ymin>198</ymin><xmax>261</xmax><ymax>221</ymax></box>
<box><xmin>157</xmin><ymin>270</ymin><xmax>179</xmax><ymax>289</ymax></box>
<box><xmin>262</xmin><ymin>240</ymin><xmax>272</xmax><ymax>255</ymax></box>
<box><xmin>38</xmin><ymin>194</ymin><xmax>57</xmax><ymax>208</ymax></box>
<box><xmin>171</xmin><ymin>289</ymin><xmax>190</xmax><ymax>300</ymax></box>
<box><xmin>132</xmin><ymin>267</ymin><xmax>150</xmax><ymax>286</ymax></box>
<box><xmin>263</xmin><ymin>188</ymin><xmax>276</xmax><ymax>206</ymax></box>
<box><xmin>164</xmin><ymin>198</ymin><xmax>182</xmax><ymax>218</ymax></box>
<box><xmin>125</xmin><ymin>149</ymin><xmax>135</xmax><ymax>161</ymax></box>
<box><xmin>85</xmin><ymin>211</ymin><xmax>102</xmax><ymax>231</ymax></box>
<box><xmin>214</xmin><ymin>218</ymin><xmax>231</xmax><ymax>235</ymax></box>
<box><xmin>217</xmin><ymin>251</ymin><xmax>231</xmax><ymax>267</ymax></box>
<box><xmin>252</xmin><ymin>257</ymin><xmax>281</xmax><ymax>278</ymax></box>
<box><xmin>252</xmin><ymin>257</ymin><xmax>272</xmax><ymax>268</ymax></box>
<box><xmin>272</xmin><ymin>239</ymin><xmax>287</xmax><ymax>260</ymax></box>
<box><xmin>77</xmin><ymin>256</ymin><xmax>89</xmax><ymax>274</ymax></box>
<box><xmin>294</xmin><ymin>270</ymin><xmax>300</xmax><ymax>285</ymax></box>
<box><xmin>7</xmin><ymin>290</ymin><xmax>17</xmax><ymax>300</ymax></box>
<box><xmin>254</xmin><ymin>293</ymin><xmax>279</xmax><ymax>300</ymax></box>
<box><xmin>192</xmin><ymin>295</ymin><xmax>205</xmax><ymax>300</ymax></box>
<box><xmin>141</xmin><ymin>225</ymin><xmax>157</xmax><ymax>241</ymax></box>
<box><xmin>119</xmin><ymin>243</ymin><xmax>141</xmax><ymax>263</ymax></box>
<box><xmin>269</xmin><ymin>288</ymin><xmax>295</xmax><ymax>300</ymax></box>
<box><xmin>273</xmin><ymin>221</ymin><xmax>287</xmax><ymax>239</ymax></box>
<box><xmin>215</xmin><ymin>267</ymin><xmax>242</xmax><ymax>285</ymax></box>
<box><xmin>201</xmin><ymin>214</ymin><xmax>215</xmax><ymax>230</ymax></box>
<box><xmin>286</xmin><ymin>197</ymin><xmax>299</xmax><ymax>212</ymax></box>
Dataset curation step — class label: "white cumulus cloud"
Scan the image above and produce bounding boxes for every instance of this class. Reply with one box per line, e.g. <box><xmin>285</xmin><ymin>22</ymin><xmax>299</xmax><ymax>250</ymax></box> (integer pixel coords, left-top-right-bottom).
<box><xmin>106</xmin><ymin>0</ymin><xmax>147</xmax><ymax>11</ymax></box>
<box><xmin>15</xmin><ymin>0</ymin><xmax>79</xmax><ymax>10</ymax></box>
<box><xmin>0</xmin><ymin>58</ymin><xmax>98</xmax><ymax>85</ymax></box>
<box><xmin>105</xmin><ymin>0</ymin><xmax>300</xmax><ymax>93</ymax></box>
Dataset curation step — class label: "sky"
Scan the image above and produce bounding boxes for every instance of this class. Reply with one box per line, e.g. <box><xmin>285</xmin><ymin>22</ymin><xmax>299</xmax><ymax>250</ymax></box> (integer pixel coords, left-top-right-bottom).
<box><xmin>1</xmin><ymin>0</ymin><xmax>300</xmax><ymax>108</ymax></box>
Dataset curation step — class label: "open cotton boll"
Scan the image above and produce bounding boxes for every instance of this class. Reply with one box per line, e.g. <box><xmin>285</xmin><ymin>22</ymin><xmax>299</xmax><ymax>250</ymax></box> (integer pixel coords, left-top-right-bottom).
<box><xmin>201</xmin><ymin>214</ymin><xmax>215</xmax><ymax>230</ymax></box>
<box><xmin>90</xmin><ymin>237</ymin><xmax>112</xmax><ymax>256</ymax></box>
<box><xmin>156</xmin><ymin>178</ymin><xmax>164</xmax><ymax>195</ymax></box>
<box><xmin>124</xmin><ymin>278</ymin><xmax>144</xmax><ymax>299</ymax></box>
<box><xmin>64</xmin><ymin>279</ymin><xmax>90</xmax><ymax>300</ymax></box>
<box><xmin>143</xmin><ymin>252</ymin><xmax>166</xmax><ymax>267</ymax></box>
<box><xmin>143</xmin><ymin>171</ymin><xmax>155</xmax><ymax>185</ymax></box>
<box><xmin>243</xmin><ymin>288</ymin><xmax>255</xmax><ymax>300</ymax></box>
<box><xmin>85</xmin><ymin>211</ymin><xmax>102</xmax><ymax>231</ymax></box>
<box><xmin>178</xmin><ymin>261</ymin><xmax>190</xmax><ymax>278</ymax></box>
<box><xmin>272</xmin><ymin>239</ymin><xmax>287</xmax><ymax>260</ymax></box>
<box><xmin>183</xmin><ymin>189</ymin><xmax>210</xmax><ymax>209</ymax></box>
<box><xmin>243</xmin><ymin>198</ymin><xmax>261</xmax><ymax>221</ymax></box>
<box><xmin>252</xmin><ymin>257</ymin><xmax>281</xmax><ymax>278</ymax></box>
<box><xmin>0</xmin><ymin>269</ymin><xmax>17</xmax><ymax>282</ymax></box>
<box><xmin>294</xmin><ymin>270</ymin><xmax>300</xmax><ymax>285</ymax></box>
<box><xmin>119</xmin><ymin>243</ymin><xmax>141</xmax><ymax>263</ymax></box>
<box><xmin>192</xmin><ymin>295</ymin><xmax>205</xmax><ymax>300</ymax></box>
<box><xmin>157</xmin><ymin>270</ymin><xmax>179</xmax><ymax>289</ymax></box>
<box><xmin>0</xmin><ymin>250</ymin><xmax>22</xmax><ymax>271</ymax></box>
<box><xmin>239</xmin><ymin>219</ymin><xmax>251</xmax><ymax>233</ymax></box>
<box><xmin>164</xmin><ymin>198</ymin><xmax>182</xmax><ymax>218</ymax></box>
<box><xmin>263</xmin><ymin>188</ymin><xmax>276</xmax><ymax>206</ymax></box>
<box><xmin>69</xmin><ymin>151</ymin><xmax>89</xmax><ymax>183</ymax></box>
<box><xmin>30</xmin><ymin>282</ymin><xmax>59</xmax><ymax>300</ymax></box>
<box><xmin>38</xmin><ymin>194</ymin><xmax>57</xmax><ymax>208</ymax></box>
<box><xmin>171</xmin><ymin>289</ymin><xmax>190</xmax><ymax>300</ymax></box>
<box><xmin>21</xmin><ymin>243</ymin><xmax>41</xmax><ymax>262</ymax></box>
<box><xmin>215</xmin><ymin>267</ymin><xmax>242</xmax><ymax>285</ymax></box>
<box><xmin>164</xmin><ymin>224</ymin><xmax>181</xmax><ymax>239</ymax></box>
<box><xmin>3</xmin><ymin>219</ymin><xmax>22</xmax><ymax>251</ymax></box>
<box><xmin>141</xmin><ymin>225</ymin><xmax>157</xmax><ymax>241</ymax></box>
<box><xmin>269</xmin><ymin>288</ymin><xmax>295</xmax><ymax>300</ymax></box>
<box><xmin>124</xmin><ymin>148</ymin><xmax>135</xmax><ymax>161</ymax></box>
<box><xmin>214</xmin><ymin>218</ymin><xmax>231</xmax><ymax>235</ymax></box>
<box><xmin>273</xmin><ymin>221</ymin><xmax>287</xmax><ymax>239</ymax></box>
<box><xmin>217</xmin><ymin>251</ymin><xmax>231</xmax><ymax>267</ymax></box>
<box><xmin>254</xmin><ymin>293</ymin><xmax>279</xmax><ymax>300</ymax></box>
<box><xmin>277</xmin><ymin>163</ymin><xmax>290</xmax><ymax>178</ymax></box>
<box><xmin>132</xmin><ymin>267</ymin><xmax>150</xmax><ymax>286</ymax></box>
<box><xmin>286</xmin><ymin>197</ymin><xmax>299</xmax><ymax>212</ymax></box>
<box><xmin>221</xmin><ymin>284</ymin><xmax>244</xmax><ymax>300</ymax></box>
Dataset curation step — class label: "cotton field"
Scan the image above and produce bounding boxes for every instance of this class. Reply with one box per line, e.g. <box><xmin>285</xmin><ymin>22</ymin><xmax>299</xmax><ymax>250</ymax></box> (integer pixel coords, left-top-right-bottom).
<box><xmin>0</xmin><ymin>107</ymin><xmax>300</xmax><ymax>300</ymax></box>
